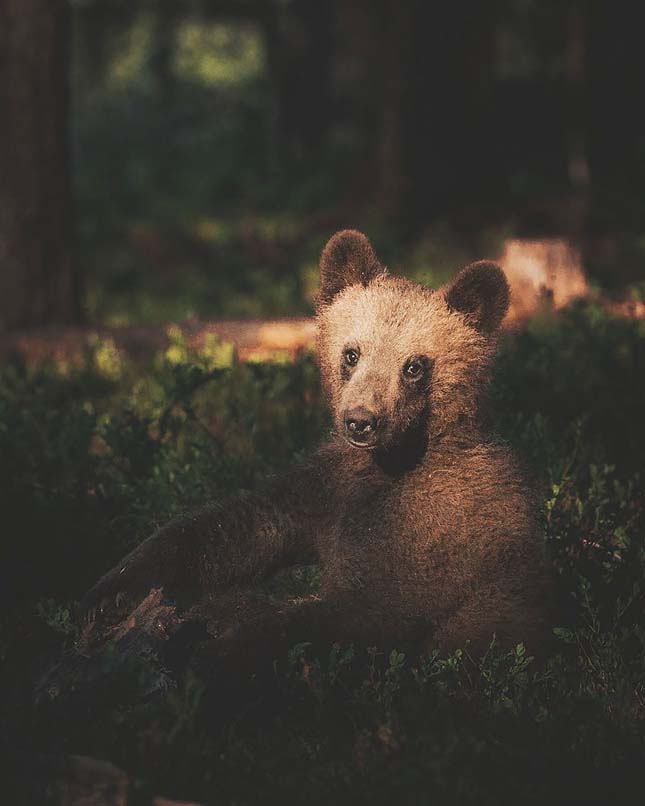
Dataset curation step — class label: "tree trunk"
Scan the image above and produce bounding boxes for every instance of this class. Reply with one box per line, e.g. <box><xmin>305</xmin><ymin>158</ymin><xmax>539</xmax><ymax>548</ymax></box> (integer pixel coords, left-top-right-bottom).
<box><xmin>150</xmin><ymin>0</ymin><xmax>182</xmax><ymax>102</ymax></box>
<box><xmin>0</xmin><ymin>0</ymin><xmax>80</xmax><ymax>332</ymax></box>
<box><xmin>587</xmin><ymin>1</ymin><xmax>644</xmax><ymax>193</ymax></box>
<box><xmin>565</xmin><ymin>2</ymin><xmax>590</xmax><ymax>192</ymax></box>
<box><xmin>406</xmin><ymin>0</ymin><xmax>499</xmax><ymax>223</ymax></box>
<box><xmin>259</xmin><ymin>0</ymin><xmax>335</xmax><ymax>168</ymax></box>
<box><xmin>372</xmin><ymin>0</ymin><xmax>414</xmax><ymax>221</ymax></box>
<box><xmin>334</xmin><ymin>0</ymin><xmax>499</xmax><ymax>227</ymax></box>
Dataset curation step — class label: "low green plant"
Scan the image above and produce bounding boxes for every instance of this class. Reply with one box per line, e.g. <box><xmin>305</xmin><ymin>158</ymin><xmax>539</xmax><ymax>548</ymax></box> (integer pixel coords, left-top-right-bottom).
<box><xmin>1</xmin><ymin>302</ymin><xmax>644</xmax><ymax>804</ymax></box>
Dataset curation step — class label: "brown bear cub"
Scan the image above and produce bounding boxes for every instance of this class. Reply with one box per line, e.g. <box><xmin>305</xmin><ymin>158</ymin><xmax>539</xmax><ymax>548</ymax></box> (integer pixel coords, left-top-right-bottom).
<box><xmin>83</xmin><ymin>230</ymin><xmax>553</xmax><ymax>665</ymax></box>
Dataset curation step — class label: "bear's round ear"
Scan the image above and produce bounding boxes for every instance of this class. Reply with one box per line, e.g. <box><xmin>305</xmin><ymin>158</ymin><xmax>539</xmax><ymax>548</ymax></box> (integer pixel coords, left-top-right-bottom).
<box><xmin>318</xmin><ymin>230</ymin><xmax>386</xmax><ymax>307</ymax></box>
<box><xmin>444</xmin><ymin>261</ymin><xmax>510</xmax><ymax>333</ymax></box>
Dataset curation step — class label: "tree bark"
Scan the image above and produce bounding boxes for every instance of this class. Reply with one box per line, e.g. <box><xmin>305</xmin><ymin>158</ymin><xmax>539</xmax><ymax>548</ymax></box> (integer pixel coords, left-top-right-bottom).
<box><xmin>334</xmin><ymin>0</ymin><xmax>499</xmax><ymax>227</ymax></box>
<box><xmin>0</xmin><ymin>0</ymin><xmax>80</xmax><ymax>331</ymax></box>
<box><xmin>372</xmin><ymin>0</ymin><xmax>413</xmax><ymax>221</ymax></box>
<box><xmin>259</xmin><ymin>0</ymin><xmax>335</xmax><ymax>168</ymax></box>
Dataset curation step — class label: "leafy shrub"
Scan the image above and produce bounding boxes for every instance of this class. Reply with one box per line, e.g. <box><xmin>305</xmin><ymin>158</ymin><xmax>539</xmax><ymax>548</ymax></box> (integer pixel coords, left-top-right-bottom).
<box><xmin>1</xmin><ymin>302</ymin><xmax>644</xmax><ymax>804</ymax></box>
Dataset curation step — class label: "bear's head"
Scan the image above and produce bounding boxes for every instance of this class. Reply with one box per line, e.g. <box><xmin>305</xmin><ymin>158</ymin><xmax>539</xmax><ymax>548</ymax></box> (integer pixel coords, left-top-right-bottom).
<box><xmin>316</xmin><ymin>230</ymin><xmax>509</xmax><ymax>456</ymax></box>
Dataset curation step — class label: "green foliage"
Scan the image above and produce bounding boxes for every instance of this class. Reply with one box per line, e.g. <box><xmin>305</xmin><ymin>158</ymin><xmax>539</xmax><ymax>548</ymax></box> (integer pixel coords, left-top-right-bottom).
<box><xmin>35</xmin><ymin>599</ymin><xmax>79</xmax><ymax>640</ymax></box>
<box><xmin>0</xmin><ymin>340</ymin><xmax>327</xmax><ymax>602</ymax></box>
<box><xmin>70</xmin><ymin>10</ymin><xmax>349</xmax><ymax>324</ymax></box>
<box><xmin>1</xmin><ymin>302</ymin><xmax>645</xmax><ymax>803</ymax></box>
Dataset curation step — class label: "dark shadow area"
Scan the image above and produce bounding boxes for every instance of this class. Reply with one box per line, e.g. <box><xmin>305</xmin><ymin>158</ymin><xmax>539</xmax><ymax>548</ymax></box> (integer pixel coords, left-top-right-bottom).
<box><xmin>5</xmin><ymin>0</ymin><xmax>645</xmax><ymax>329</ymax></box>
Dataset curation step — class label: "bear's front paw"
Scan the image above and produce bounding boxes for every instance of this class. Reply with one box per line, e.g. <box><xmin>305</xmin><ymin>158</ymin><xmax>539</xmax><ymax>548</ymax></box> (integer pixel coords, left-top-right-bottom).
<box><xmin>81</xmin><ymin>570</ymin><xmax>138</xmax><ymax>624</ymax></box>
<box><xmin>81</xmin><ymin>558</ymin><xmax>169</xmax><ymax>625</ymax></box>
<box><xmin>80</xmin><ymin>522</ymin><xmax>185</xmax><ymax>624</ymax></box>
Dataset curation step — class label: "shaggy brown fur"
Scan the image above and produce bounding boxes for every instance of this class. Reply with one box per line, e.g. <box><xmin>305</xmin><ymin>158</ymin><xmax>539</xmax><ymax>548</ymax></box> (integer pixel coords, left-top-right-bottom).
<box><xmin>82</xmin><ymin>230</ymin><xmax>553</xmax><ymax>667</ymax></box>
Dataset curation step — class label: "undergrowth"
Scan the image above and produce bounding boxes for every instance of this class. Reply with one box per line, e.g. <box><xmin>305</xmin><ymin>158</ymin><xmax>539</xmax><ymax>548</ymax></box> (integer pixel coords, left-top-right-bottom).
<box><xmin>1</xmin><ymin>301</ymin><xmax>644</xmax><ymax>805</ymax></box>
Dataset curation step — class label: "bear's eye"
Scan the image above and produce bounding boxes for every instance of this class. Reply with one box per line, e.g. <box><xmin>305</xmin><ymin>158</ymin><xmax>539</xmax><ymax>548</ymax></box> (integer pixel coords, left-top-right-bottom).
<box><xmin>403</xmin><ymin>357</ymin><xmax>427</xmax><ymax>380</ymax></box>
<box><xmin>344</xmin><ymin>348</ymin><xmax>360</xmax><ymax>367</ymax></box>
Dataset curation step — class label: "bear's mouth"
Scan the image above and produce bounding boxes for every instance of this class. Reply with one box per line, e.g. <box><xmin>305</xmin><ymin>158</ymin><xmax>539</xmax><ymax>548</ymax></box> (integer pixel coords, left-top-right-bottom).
<box><xmin>345</xmin><ymin>436</ymin><xmax>379</xmax><ymax>450</ymax></box>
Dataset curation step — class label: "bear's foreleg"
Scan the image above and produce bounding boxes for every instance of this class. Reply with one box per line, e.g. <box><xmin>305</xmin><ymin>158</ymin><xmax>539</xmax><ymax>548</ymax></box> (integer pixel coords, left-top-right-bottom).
<box><xmin>81</xmin><ymin>450</ymin><xmax>337</xmax><ymax>622</ymax></box>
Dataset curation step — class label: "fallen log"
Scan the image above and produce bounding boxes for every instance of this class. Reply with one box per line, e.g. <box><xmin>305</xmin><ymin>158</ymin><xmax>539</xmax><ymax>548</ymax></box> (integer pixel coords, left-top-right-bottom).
<box><xmin>1</xmin><ymin>238</ymin><xmax>643</xmax><ymax>367</ymax></box>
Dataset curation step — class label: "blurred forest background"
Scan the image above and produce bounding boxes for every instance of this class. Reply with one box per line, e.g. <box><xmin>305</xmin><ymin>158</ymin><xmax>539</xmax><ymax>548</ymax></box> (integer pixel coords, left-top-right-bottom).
<box><xmin>2</xmin><ymin>0</ymin><xmax>645</xmax><ymax>332</ymax></box>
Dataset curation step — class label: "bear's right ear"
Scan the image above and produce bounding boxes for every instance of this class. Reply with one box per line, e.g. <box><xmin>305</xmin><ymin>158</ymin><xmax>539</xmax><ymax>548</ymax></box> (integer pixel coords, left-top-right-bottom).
<box><xmin>318</xmin><ymin>230</ymin><xmax>385</xmax><ymax>307</ymax></box>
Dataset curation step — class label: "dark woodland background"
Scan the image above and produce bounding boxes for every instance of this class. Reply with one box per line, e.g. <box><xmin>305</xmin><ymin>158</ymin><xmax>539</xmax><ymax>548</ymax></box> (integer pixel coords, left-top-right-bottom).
<box><xmin>2</xmin><ymin>2</ymin><xmax>645</xmax><ymax>805</ymax></box>
<box><xmin>2</xmin><ymin>0</ymin><xmax>645</xmax><ymax>328</ymax></box>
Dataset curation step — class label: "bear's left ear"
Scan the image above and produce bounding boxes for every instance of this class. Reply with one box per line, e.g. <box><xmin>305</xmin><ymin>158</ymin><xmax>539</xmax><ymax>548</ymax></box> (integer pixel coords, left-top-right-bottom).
<box><xmin>444</xmin><ymin>261</ymin><xmax>510</xmax><ymax>333</ymax></box>
<box><xmin>318</xmin><ymin>230</ymin><xmax>386</xmax><ymax>307</ymax></box>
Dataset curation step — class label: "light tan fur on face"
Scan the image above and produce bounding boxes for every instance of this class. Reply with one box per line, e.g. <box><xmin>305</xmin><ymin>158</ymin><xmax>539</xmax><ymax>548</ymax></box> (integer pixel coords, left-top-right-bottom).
<box><xmin>318</xmin><ymin>275</ymin><xmax>497</xmax><ymax>441</ymax></box>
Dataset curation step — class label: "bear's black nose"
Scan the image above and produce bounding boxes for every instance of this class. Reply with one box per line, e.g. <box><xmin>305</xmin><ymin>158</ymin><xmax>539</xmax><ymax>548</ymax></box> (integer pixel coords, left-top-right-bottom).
<box><xmin>344</xmin><ymin>408</ymin><xmax>379</xmax><ymax>445</ymax></box>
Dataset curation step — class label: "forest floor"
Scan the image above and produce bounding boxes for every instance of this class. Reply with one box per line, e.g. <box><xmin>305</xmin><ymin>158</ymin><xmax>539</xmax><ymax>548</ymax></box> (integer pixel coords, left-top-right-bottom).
<box><xmin>1</xmin><ymin>299</ymin><xmax>645</xmax><ymax>805</ymax></box>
